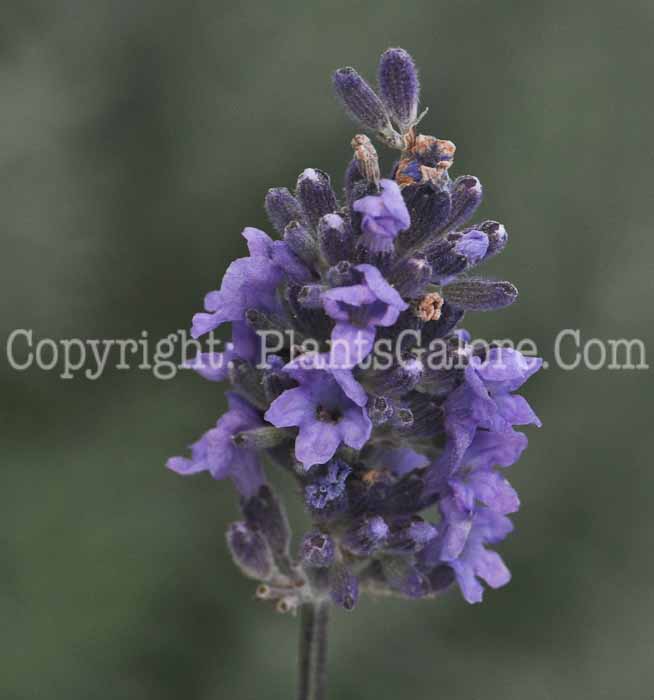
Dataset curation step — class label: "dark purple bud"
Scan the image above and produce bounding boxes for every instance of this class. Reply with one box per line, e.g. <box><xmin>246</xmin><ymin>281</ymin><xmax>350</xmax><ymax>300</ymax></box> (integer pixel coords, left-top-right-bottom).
<box><xmin>318</xmin><ymin>213</ymin><xmax>355</xmax><ymax>265</ymax></box>
<box><xmin>447</xmin><ymin>176</ymin><xmax>483</xmax><ymax>231</ymax></box>
<box><xmin>478</xmin><ymin>220</ymin><xmax>508</xmax><ymax>259</ymax></box>
<box><xmin>233</xmin><ymin>426</ymin><xmax>289</xmax><ymax>450</ymax></box>
<box><xmin>326</xmin><ymin>260</ymin><xmax>357</xmax><ymax>287</ymax></box>
<box><xmin>284</xmin><ymin>221</ymin><xmax>319</xmax><ymax>267</ymax></box>
<box><xmin>367</xmin><ymin>395</ymin><xmax>395</xmax><ymax>426</ymax></box>
<box><xmin>369</xmin><ymin>354</ymin><xmax>424</xmax><ymax>397</ymax></box>
<box><xmin>265</xmin><ymin>187</ymin><xmax>305</xmax><ymax>235</ymax></box>
<box><xmin>398</xmin><ymin>183</ymin><xmax>452</xmax><ymax>250</ymax></box>
<box><xmin>297</xmin><ymin>283</ymin><xmax>325</xmax><ymax>309</ymax></box>
<box><xmin>226</xmin><ymin>521</ymin><xmax>274</xmax><ymax>581</ymax></box>
<box><xmin>343</xmin><ymin>516</ymin><xmax>389</xmax><ymax>556</ymax></box>
<box><xmin>300</xmin><ymin>530</ymin><xmax>335</xmax><ymax>568</ymax></box>
<box><xmin>378</xmin><ymin>48</ymin><xmax>420</xmax><ymax>132</ymax></box>
<box><xmin>393</xmin><ymin>255</ymin><xmax>432</xmax><ymax>297</ymax></box>
<box><xmin>242</xmin><ymin>485</ymin><xmax>291</xmax><ymax>561</ymax></box>
<box><xmin>296</xmin><ymin>168</ymin><xmax>338</xmax><ymax>228</ymax></box>
<box><xmin>329</xmin><ymin>563</ymin><xmax>359</xmax><ymax>610</ymax></box>
<box><xmin>333</xmin><ymin>67</ymin><xmax>397</xmax><ymax>144</ymax></box>
<box><xmin>443</xmin><ymin>279</ymin><xmax>518</xmax><ymax>311</ymax></box>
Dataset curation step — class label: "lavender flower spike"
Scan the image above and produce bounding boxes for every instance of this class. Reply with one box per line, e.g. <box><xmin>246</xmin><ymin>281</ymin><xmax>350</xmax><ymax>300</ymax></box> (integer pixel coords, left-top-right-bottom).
<box><xmin>167</xmin><ymin>45</ymin><xmax>544</xmax><ymax>700</ymax></box>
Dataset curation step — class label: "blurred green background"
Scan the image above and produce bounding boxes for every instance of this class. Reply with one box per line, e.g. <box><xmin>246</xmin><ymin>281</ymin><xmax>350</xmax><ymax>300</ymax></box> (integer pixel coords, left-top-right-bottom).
<box><xmin>2</xmin><ymin>1</ymin><xmax>653</xmax><ymax>698</ymax></box>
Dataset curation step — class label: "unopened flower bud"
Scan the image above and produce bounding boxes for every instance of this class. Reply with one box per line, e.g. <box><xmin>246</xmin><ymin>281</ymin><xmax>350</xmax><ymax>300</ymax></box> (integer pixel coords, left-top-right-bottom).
<box><xmin>333</xmin><ymin>67</ymin><xmax>401</xmax><ymax>148</ymax></box>
<box><xmin>447</xmin><ymin>176</ymin><xmax>483</xmax><ymax>231</ymax></box>
<box><xmin>329</xmin><ymin>563</ymin><xmax>359</xmax><ymax>610</ymax></box>
<box><xmin>226</xmin><ymin>521</ymin><xmax>274</xmax><ymax>581</ymax></box>
<box><xmin>318</xmin><ymin>213</ymin><xmax>354</xmax><ymax>266</ymax></box>
<box><xmin>265</xmin><ymin>187</ymin><xmax>305</xmax><ymax>235</ymax></box>
<box><xmin>242</xmin><ymin>485</ymin><xmax>291</xmax><ymax>562</ymax></box>
<box><xmin>284</xmin><ymin>221</ymin><xmax>319</xmax><ymax>267</ymax></box>
<box><xmin>398</xmin><ymin>182</ymin><xmax>452</xmax><ymax>249</ymax></box>
<box><xmin>393</xmin><ymin>255</ymin><xmax>432</xmax><ymax>297</ymax></box>
<box><xmin>442</xmin><ymin>279</ymin><xmax>518</xmax><ymax>311</ymax></box>
<box><xmin>378</xmin><ymin>48</ymin><xmax>420</xmax><ymax>132</ymax></box>
<box><xmin>478</xmin><ymin>220</ymin><xmax>508</xmax><ymax>259</ymax></box>
<box><xmin>369</xmin><ymin>354</ymin><xmax>424</xmax><ymax>396</ymax></box>
<box><xmin>296</xmin><ymin>168</ymin><xmax>338</xmax><ymax>228</ymax></box>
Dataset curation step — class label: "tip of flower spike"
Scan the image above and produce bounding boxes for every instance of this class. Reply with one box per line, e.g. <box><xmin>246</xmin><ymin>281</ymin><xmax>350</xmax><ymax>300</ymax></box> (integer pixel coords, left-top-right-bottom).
<box><xmin>378</xmin><ymin>48</ymin><xmax>420</xmax><ymax>133</ymax></box>
<box><xmin>332</xmin><ymin>66</ymin><xmax>403</xmax><ymax>149</ymax></box>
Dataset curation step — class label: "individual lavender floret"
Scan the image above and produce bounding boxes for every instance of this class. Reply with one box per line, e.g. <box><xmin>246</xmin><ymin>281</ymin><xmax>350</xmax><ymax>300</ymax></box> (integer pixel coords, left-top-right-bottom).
<box><xmin>191</xmin><ymin>228</ymin><xmax>283</xmax><ymax>338</ymax></box>
<box><xmin>264</xmin><ymin>368</ymin><xmax>371</xmax><ymax>469</ymax></box>
<box><xmin>378</xmin><ymin>48</ymin><xmax>420</xmax><ymax>132</ymax></box>
<box><xmin>427</xmin><ymin>347</ymin><xmax>542</xmax><ymax>480</ymax></box>
<box><xmin>167</xmin><ymin>392</ymin><xmax>265</xmax><ymax>498</ymax></box>
<box><xmin>320</xmin><ymin>263</ymin><xmax>408</xmax><ymax>368</ymax></box>
<box><xmin>353</xmin><ymin>179</ymin><xmax>411</xmax><ymax>253</ymax></box>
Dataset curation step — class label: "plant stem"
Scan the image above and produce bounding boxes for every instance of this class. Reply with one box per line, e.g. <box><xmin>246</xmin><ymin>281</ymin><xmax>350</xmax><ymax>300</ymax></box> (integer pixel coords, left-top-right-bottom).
<box><xmin>297</xmin><ymin>601</ymin><xmax>329</xmax><ymax>700</ymax></box>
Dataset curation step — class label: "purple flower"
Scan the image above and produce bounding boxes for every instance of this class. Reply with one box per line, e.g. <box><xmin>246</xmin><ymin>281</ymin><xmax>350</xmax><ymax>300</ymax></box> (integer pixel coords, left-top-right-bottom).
<box><xmin>353</xmin><ymin>179</ymin><xmax>410</xmax><ymax>253</ymax></box>
<box><xmin>168</xmin><ymin>47</ymin><xmax>544</xmax><ymax>614</ymax></box>
<box><xmin>433</xmin><ymin>348</ymin><xmax>542</xmax><ymax>478</ymax></box>
<box><xmin>167</xmin><ymin>392</ymin><xmax>265</xmax><ymax>498</ymax></box>
<box><xmin>191</xmin><ymin>228</ymin><xmax>284</xmax><ymax>339</ymax></box>
<box><xmin>453</xmin><ymin>229</ymin><xmax>488</xmax><ymax>264</ymax></box>
<box><xmin>321</xmin><ymin>263</ymin><xmax>408</xmax><ymax>368</ymax></box>
<box><xmin>305</xmin><ymin>460</ymin><xmax>351</xmax><ymax>509</ymax></box>
<box><xmin>444</xmin><ymin>507</ymin><xmax>513</xmax><ymax>604</ymax></box>
<box><xmin>264</xmin><ymin>368</ymin><xmax>371</xmax><ymax>469</ymax></box>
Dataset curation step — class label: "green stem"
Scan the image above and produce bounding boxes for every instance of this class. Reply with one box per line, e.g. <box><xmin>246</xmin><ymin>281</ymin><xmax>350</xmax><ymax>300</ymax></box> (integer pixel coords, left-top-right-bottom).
<box><xmin>297</xmin><ymin>602</ymin><xmax>330</xmax><ymax>700</ymax></box>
